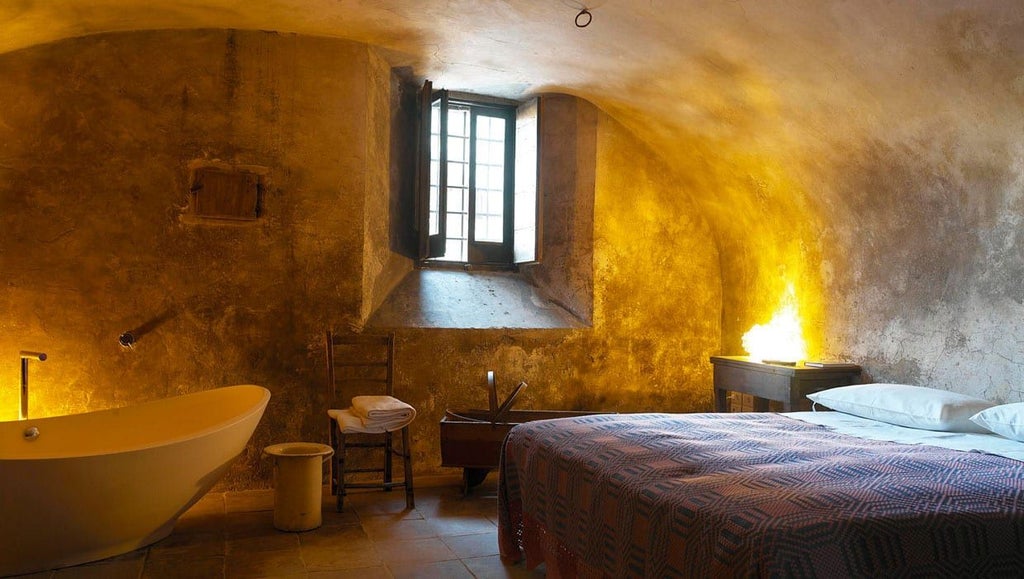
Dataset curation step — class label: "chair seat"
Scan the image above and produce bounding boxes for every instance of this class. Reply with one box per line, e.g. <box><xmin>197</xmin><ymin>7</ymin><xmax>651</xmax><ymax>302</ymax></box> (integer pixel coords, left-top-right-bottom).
<box><xmin>328</xmin><ymin>408</ymin><xmax>414</xmax><ymax>434</ymax></box>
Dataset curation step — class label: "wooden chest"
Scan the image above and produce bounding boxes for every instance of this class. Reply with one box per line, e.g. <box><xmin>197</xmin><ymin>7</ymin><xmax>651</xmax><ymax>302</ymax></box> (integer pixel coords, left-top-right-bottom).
<box><xmin>440</xmin><ymin>409</ymin><xmax>608</xmax><ymax>489</ymax></box>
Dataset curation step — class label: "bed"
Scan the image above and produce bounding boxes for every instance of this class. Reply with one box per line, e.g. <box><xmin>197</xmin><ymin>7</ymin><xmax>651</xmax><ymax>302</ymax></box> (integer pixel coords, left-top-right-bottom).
<box><xmin>497</xmin><ymin>385</ymin><xmax>1024</xmax><ymax>578</ymax></box>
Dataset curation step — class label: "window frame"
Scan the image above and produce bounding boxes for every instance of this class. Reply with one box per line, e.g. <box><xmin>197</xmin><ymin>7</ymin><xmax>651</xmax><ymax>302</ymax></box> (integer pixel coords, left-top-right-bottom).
<box><xmin>416</xmin><ymin>85</ymin><xmax>539</xmax><ymax>268</ymax></box>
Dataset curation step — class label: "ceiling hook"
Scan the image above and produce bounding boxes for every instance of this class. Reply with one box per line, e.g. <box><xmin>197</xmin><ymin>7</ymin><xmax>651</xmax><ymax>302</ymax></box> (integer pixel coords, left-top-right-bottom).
<box><xmin>575</xmin><ymin>8</ymin><xmax>592</xmax><ymax>28</ymax></box>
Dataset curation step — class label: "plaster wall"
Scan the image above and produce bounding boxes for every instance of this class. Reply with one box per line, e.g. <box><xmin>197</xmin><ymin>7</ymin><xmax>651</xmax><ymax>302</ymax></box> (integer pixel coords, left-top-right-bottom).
<box><xmin>0</xmin><ymin>30</ymin><xmax>721</xmax><ymax>488</ymax></box>
<box><xmin>519</xmin><ymin>94</ymin><xmax>597</xmax><ymax>323</ymax></box>
<box><xmin>670</xmin><ymin>8</ymin><xmax>1024</xmax><ymax>403</ymax></box>
<box><xmin>361</xmin><ymin>52</ymin><xmax>413</xmax><ymax>323</ymax></box>
<box><xmin>0</xmin><ymin>30</ymin><xmax>388</xmax><ymax>487</ymax></box>
<box><xmin>389</xmin><ymin>109</ymin><xmax>721</xmax><ymax>471</ymax></box>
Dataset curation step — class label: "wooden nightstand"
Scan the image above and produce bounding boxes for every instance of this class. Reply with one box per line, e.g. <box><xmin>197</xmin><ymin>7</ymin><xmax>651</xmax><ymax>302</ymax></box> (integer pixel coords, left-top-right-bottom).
<box><xmin>710</xmin><ymin>356</ymin><xmax>862</xmax><ymax>412</ymax></box>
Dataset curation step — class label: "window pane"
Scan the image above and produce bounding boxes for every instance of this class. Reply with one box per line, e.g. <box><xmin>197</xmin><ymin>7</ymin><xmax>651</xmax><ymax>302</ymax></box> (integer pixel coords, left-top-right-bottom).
<box><xmin>448</xmin><ymin>161</ymin><xmax>465</xmax><ymax>188</ymax></box>
<box><xmin>446</xmin><ymin>213</ymin><xmax>463</xmax><ymax>238</ymax></box>
<box><xmin>475</xmin><ymin>138</ymin><xmax>489</xmax><ymax>164</ymax></box>
<box><xmin>449</xmin><ymin>107</ymin><xmax>469</xmax><ymax>137</ymax></box>
<box><xmin>437</xmin><ymin>208</ymin><xmax>468</xmax><ymax>262</ymax></box>
<box><xmin>484</xmin><ymin>116</ymin><xmax>500</xmax><ymax>139</ymax></box>
<box><xmin>488</xmin><ymin>190</ymin><xmax>503</xmax><ymax>213</ymax></box>
<box><xmin>489</xmin><ymin>216</ymin><xmax>503</xmax><ymax>238</ymax></box>
<box><xmin>448</xmin><ymin>136</ymin><xmax>466</xmax><ymax>163</ymax></box>
<box><xmin>473</xmin><ymin>115</ymin><xmax>505</xmax><ymax>244</ymax></box>
<box><xmin>475</xmin><ymin>213</ymin><xmax>501</xmax><ymax>243</ymax></box>
<box><xmin>478</xmin><ymin>185</ymin><xmax>490</xmax><ymax>213</ymax></box>
<box><xmin>474</xmin><ymin>185</ymin><xmax>503</xmax><ymax>243</ymax></box>
<box><xmin>448</xmin><ymin>186</ymin><xmax>466</xmax><ymax>212</ymax></box>
<box><xmin>445</xmin><ymin>238</ymin><xmax>466</xmax><ymax>261</ymax></box>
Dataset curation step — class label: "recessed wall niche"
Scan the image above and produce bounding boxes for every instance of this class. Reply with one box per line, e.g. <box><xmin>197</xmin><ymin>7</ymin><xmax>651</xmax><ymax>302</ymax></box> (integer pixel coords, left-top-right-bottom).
<box><xmin>187</xmin><ymin>164</ymin><xmax>266</xmax><ymax>221</ymax></box>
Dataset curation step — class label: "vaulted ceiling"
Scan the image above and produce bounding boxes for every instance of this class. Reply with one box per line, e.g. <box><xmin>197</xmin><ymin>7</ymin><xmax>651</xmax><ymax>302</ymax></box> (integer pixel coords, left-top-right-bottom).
<box><xmin>7</xmin><ymin>1</ymin><xmax>1022</xmax><ymax>174</ymax></box>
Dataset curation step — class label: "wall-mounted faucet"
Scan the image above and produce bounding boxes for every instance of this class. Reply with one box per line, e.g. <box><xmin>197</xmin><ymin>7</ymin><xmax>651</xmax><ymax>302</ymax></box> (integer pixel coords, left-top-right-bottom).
<box><xmin>19</xmin><ymin>351</ymin><xmax>46</xmax><ymax>420</ymax></box>
<box><xmin>118</xmin><ymin>331</ymin><xmax>137</xmax><ymax>349</ymax></box>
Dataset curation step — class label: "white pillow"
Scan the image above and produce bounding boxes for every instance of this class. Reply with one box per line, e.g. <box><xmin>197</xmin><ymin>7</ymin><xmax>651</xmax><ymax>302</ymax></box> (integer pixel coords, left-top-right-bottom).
<box><xmin>970</xmin><ymin>403</ymin><xmax>1024</xmax><ymax>442</ymax></box>
<box><xmin>806</xmin><ymin>384</ymin><xmax>994</xmax><ymax>433</ymax></box>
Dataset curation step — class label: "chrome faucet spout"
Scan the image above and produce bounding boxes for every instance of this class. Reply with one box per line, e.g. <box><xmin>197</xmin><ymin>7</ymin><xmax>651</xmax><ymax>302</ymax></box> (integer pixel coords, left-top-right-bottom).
<box><xmin>19</xmin><ymin>351</ymin><xmax>47</xmax><ymax>420</ymax></box>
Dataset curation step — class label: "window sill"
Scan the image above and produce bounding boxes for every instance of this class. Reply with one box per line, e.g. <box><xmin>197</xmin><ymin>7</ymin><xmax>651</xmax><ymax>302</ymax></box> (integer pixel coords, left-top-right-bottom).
<box><xmin>365</xmin><ymin>269</ymin><xmax>586</xmax><ymax>330</ymax></box>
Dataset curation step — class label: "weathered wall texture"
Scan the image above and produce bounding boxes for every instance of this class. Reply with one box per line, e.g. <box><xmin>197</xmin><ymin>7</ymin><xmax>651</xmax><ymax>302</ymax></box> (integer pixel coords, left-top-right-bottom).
<box><xmin>813</xmin><ymin>104</ymin><xmax>1024</xmax><ymax>401</ymax></box>
<box><xmin>641</xmin><ymin>7</ymin><xmax>1024</xmax><ymax>403</ymax></box>
<box><xmin>361</xmin><ymin>53</ymin><xmax>413</xmax><ymax>323</ymax></box>
<box><xmin>0</xmin><ymin>30</ymin><xmax>393</xmax><ymax>487</ymax></box>
<box><xmin>389</xmin><ymin>108</ymin><xmax>721</xmax><ymax>471</ymax></box>
<box><xmin>2</xmin><ymin>0</ymin><xmax>1023</xmax><ymax>418</ymax></box>
<box><xmin>520</xmin><ymin>94</ymin><xmax>597</xmax><ymax>324</ymax></box>
<box><xmin>0</xmin><ymin>30</ymin><xmax>721</xmax><ymax>487</ymax></box>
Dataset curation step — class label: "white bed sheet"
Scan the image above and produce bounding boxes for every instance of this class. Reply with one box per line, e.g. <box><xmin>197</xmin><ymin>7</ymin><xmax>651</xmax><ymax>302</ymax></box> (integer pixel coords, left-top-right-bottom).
<box><xmin>786</xmin><ymin>409</ymin><xmax>1024</xmax><ymax>462</ymax></box>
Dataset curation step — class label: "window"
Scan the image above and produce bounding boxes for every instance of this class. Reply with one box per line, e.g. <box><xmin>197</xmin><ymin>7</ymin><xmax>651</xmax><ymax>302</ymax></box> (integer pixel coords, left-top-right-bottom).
<box><xmin>416</xmin><ymin>82</ymin><xmax>539</xmax><ymax>266</ymax></box>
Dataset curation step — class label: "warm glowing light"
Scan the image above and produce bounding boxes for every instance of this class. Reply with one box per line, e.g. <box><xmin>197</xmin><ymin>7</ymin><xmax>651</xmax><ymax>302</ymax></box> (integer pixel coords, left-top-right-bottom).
<box><xmin>742</xmin><ymin>284</ymin><xmax>807</xmax><ymax>363</ymax></box>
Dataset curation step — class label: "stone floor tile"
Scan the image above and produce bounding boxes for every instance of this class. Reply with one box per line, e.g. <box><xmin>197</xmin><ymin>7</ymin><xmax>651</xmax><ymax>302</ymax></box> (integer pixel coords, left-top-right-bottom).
<box><xmin>226</xmin><ymin>530</ymin><xmax>300</xmax><ymax>555</ymax></box>
<box><xmin>225</xmin><ymin>489</ymin><xmax>276</xmax><ymax>513</ymax></box>
<box><xmin>224</xmin><ymin>548</ymin><xmax>305</xmax><ymax>578</ymax></box>
<box><xmin>318</xmin><ymin>508</ymin><xmax>361</xmax><ymax>528</ymax></box>
<box><xmin>440</xmin><ymin>531</ymin><xmax>500</xmax><ymax>559</ymax></box>
<box><xmin>308</xmin><ymin>567</ymin><xmax>392</xmax><ymax>579</ymax></box>
<box><xmin>34</xmin><ymin>480</ymin><xmax>505</xmax><ymax>579</ymax></box>
<box><xmin>345</xmin><ymin>491</ymin><xmax>420</xmax><ymax>519</ymax></box>
<box><xmin>360</xmin><ymin>517</ymin><xmax>437</xmax><ymax>541</ymax></box>
<box><xmin>224</xmin><ymin>510</ymin><xmax>278</xmax><ymax>538</ymax></box>
<box><xmin>142</xmin><ymin>555</ymin><xmax>225</xmax><ymax>579</ymax></box>
<box><xmin>148</xmin><ymin>529</ymin><xmax>225</xmax><ymax>560</ymax></box>
<box><xmin>387</xmin><ymin>559</ymin><xmax>474</xmax><ymax>579</ymax></box>
<box><xmin>301</xmin><ymin>540</ymin><xmax>383</xmax><ymax>571</ymax></box>
<box><xmin>298</xmin><ymin>523</ymin><xmax>372</xmax><ymax>548</ymax></box>
<box><xmin>372</xmin><ymin>537</ymin><xmax>458</xmax><ymax>566</ymax></box>
<box><xmin>461</xmin><ymin>555</ymin><xmax>547</xmax><ymax>579</ymax></box>
<box><xmin>426</xmin><ymin>514</ymin><xmax>498</xmax><ymax>537</ymax></box>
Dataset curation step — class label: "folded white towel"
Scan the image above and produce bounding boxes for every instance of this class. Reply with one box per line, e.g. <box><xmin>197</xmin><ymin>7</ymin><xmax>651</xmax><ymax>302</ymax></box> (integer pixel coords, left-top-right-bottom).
<box><xmin>351</xmin><ymin>395</ymin><xmax>416</xmax><ymax>422</ymax></box>
<box><xmin>328</xmin><ymin>405</ymin><xmax>415</xmax><ymax>434</ymax></box>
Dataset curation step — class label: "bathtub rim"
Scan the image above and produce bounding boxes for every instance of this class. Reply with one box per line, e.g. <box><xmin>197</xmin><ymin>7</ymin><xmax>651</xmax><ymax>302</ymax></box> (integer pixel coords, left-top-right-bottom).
<box><xmin>0</xmin><ymin>384</ymin><xmax>270</xmax><ymax>461</ymax></box>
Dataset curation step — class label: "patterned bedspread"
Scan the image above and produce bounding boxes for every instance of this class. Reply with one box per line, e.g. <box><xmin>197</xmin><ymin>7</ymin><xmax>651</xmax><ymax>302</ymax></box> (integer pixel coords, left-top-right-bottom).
<box><xmin>497</xmin><ymin>413</ymin><xmax>1024</xmax><ymax>578</ymax></box>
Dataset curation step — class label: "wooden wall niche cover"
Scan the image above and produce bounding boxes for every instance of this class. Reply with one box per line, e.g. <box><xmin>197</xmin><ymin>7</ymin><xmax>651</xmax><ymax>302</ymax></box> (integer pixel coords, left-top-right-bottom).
<box><xmin>190</xmin><ymin>167</ymin><xmax>263</xmax><ymax>221</ymax></box>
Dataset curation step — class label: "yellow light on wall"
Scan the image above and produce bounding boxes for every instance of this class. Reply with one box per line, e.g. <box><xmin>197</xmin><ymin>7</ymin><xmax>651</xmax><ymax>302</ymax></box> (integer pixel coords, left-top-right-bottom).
<box><xmin>742</xmin><ymin>283</ymin><xmax>807</xmax><ymax>363</ymax></box>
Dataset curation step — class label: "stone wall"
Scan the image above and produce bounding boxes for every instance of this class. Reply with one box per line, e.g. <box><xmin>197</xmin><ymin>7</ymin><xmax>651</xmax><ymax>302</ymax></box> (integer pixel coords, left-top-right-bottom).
<box><xmin>0</xmin><ymin>29</ymin><xmax>722</xmax><ymax>488</ymax></box>
<box><xmin>0</xmin><ymin>30</ymin><xmax>392</xmax><ymax>487</ymax></box>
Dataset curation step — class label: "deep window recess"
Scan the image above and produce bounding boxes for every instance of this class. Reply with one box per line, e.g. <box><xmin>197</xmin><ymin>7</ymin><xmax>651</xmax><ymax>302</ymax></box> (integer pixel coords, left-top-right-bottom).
<box><xmin>416</xmin><ymin>82</ymin><xmax>540</xmax><ymax>266</ymax></box>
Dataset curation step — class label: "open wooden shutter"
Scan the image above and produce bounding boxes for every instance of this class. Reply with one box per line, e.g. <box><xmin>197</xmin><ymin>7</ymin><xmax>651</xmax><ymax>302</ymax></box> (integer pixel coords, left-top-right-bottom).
<box><xmin>416</xmin><ymin>81</ymin><xmax>432</xmax><ymax>259</ymax></box>
<box><xmin>513</xmin><ymin>97</ymin><xmax>541</xmax><ymax>264</ymax></box>
<box><xmin>429</xmin><ymin>90</ymin><xmax>449</xmax><ymax>258</ymax></box>
<box><xmin>416</xmin><ymin>80</ymin><xmax>449</xmax><ymax>260</ymax></box>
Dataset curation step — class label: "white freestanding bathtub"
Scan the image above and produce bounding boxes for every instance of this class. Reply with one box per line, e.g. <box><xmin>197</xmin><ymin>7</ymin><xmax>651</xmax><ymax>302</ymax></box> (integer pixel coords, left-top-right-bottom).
<box><xmin>0</xmin><ymin>384</ymin><xmax>270</xmax><ymax>576</ymax></box>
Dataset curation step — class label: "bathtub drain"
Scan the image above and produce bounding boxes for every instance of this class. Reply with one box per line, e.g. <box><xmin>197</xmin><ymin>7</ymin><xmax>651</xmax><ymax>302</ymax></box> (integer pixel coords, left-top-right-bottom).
<box><xmin>23</xmin><ymin>426</ymin><xmax>40</xmax><ymax>441</ymax></box>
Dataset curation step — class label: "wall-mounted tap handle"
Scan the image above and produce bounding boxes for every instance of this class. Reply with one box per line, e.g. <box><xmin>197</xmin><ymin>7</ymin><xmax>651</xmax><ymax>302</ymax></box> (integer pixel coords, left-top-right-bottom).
<box><xmin>19</xmin><ymin>351</ymin><xmax>47</xmax><ymax>361</ymax></box>
<box><xmin>118</xmin><ymin>332</ymin><xmax>136</xmax><ymax>349</ymax></box>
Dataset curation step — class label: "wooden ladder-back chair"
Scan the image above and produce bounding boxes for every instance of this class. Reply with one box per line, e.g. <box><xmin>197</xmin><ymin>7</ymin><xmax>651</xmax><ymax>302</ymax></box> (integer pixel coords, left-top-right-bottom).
<box><xmin>326</xmin><ymin>331</ymin><xmax>414</xmax><ymax>511</ymax></box>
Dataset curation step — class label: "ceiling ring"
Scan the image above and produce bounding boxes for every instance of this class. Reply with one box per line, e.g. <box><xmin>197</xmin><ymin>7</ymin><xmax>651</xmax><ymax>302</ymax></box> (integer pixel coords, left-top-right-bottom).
<box><xmin>575</xmin><ymin>8</ymin><xmax>593</xmax><ymax>28</ymax></box>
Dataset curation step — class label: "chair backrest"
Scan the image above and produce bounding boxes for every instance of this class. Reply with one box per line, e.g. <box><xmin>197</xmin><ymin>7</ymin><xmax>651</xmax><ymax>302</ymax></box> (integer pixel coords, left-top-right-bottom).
<box><xmin>326</xmin><ymin>331</ymin><xmax>395</xmax><ymax>406</ymax></box>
